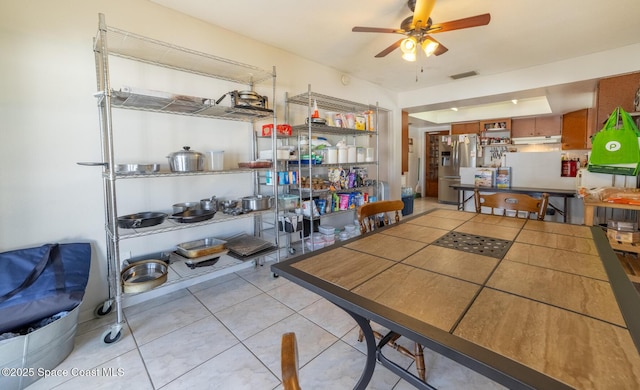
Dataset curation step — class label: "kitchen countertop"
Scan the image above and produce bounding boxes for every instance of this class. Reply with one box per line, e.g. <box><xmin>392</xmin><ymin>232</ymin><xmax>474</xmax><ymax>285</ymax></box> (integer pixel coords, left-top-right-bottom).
<box><xmin>272</xmin><ymin>209</ymin><xmax>640</xmax><ymax>389</ymax></box>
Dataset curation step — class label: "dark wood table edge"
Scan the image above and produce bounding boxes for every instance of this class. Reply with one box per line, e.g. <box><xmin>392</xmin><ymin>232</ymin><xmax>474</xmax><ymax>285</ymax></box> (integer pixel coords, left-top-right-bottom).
<box><xmin>591</xmin><ymin>226</ymin><xmax>640</xmax><ymax>353</ymax></box>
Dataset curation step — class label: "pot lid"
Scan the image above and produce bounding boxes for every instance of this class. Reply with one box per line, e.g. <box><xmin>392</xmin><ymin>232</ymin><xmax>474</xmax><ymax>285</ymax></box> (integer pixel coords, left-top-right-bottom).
<box><xmin>168</xmin><ymin>146</ymin><xmax>203</xmax><ymax>158</ymax></box>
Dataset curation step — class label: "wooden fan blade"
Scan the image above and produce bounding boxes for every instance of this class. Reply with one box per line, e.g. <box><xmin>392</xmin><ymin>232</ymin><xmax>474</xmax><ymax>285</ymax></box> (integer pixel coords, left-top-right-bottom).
<box><xmin>352</xmin><ymin>26</ymin><xmax>405</xmax><ymax>34</ymax></box>
<box><xmin>428</xmin><ymin>13</ymin><xmax>491</xmax><ymax>34</ymax></box>
<box><xmin>375</xmin><ymin>39</ymin><xmax>403</xmax><ymax>58</ymax></box>
<box><xmin>412</xmin><ymin>0</ymin><xmax>437</xmax><ymax>29</ymax></box>
<box><xmin>425</xmin><ymin>36</ymin><xmax>449</xmax><ymax>56</ymax></box>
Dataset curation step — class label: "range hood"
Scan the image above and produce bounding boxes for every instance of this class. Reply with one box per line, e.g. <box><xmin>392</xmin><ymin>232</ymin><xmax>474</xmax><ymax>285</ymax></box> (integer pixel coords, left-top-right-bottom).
<box><xmin>511</xmin><ymin>135</ymin><xmax>562</xmax><ymax>144</ymax></box>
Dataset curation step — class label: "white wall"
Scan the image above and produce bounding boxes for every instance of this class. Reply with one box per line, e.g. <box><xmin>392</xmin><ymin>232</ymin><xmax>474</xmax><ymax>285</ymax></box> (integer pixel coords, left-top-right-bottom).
<box><xmin>0</xmin><ymin>0</ymin><xmax>401</xmax><ymax>322</ymax></box>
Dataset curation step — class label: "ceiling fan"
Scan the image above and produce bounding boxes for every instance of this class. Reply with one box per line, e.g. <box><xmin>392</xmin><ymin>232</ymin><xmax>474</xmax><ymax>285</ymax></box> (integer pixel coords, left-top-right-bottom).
<box><xmin>352</xmin><ymin>0</ymin><xmax>490</xmax><ymax>61</ymax></box>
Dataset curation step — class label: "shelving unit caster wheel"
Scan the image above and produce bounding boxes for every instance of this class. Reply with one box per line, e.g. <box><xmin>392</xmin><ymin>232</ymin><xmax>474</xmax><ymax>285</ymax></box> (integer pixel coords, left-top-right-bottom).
<box><xmin>94</xmin><ymin>300</ymin><xmax>113</xmax><ymax>317</ymax></box>
<box><xmin>102</xmin><ymin>325</ymin><xmax>123</xmax><ymax>344</ymax></box>
<box><xmin>288</xmin><ymin>247</ymin><xmax>296</xmax><ymax>255</ymax></box>
<box><xmin>272</xmin><ymin>272</ymin><xmax>279</xmax><ymax>278</ymax></box>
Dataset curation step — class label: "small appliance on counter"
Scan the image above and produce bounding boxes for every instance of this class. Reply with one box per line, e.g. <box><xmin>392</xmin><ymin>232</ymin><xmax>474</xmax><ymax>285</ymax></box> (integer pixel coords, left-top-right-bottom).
<box><xmin>216</xmin><ymin>90</ymin><xmax>272</xmax><ymax>112</ymax></box>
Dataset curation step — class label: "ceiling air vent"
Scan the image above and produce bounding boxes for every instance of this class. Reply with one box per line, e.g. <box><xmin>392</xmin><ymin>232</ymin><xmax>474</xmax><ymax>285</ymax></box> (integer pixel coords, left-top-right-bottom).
<box><xmin>450</xmin><ymin>71</ymin><xmax>478</xmax><ymax>80</ymax></box>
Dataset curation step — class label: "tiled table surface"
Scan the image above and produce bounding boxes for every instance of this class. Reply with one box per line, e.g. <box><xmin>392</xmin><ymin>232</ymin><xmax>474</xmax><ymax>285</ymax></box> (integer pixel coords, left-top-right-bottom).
<box><xmin>282</xmin><ymin>209</ymin><xmax>640</xmax><ymax>389</ymax></box>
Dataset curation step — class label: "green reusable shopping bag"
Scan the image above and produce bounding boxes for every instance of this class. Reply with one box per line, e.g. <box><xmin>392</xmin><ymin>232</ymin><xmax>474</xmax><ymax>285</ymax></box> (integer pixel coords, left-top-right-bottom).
<box><xmin>588</xmin><ymin>107</ymin><xmax>640</xmax><ymax>175</ymax></box>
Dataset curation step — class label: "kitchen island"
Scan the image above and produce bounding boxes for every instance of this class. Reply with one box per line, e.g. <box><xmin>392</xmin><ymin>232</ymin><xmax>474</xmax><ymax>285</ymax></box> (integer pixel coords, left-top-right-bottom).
<box><xmin>271</xmin><ymin>209</ymin><xmax>640</xmax><ymax>389</ymax></box>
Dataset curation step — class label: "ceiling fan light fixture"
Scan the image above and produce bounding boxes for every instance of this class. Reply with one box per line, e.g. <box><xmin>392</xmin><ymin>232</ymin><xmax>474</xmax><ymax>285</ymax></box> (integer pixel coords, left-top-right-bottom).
<box><xmin>400</xmin><ymin>37</ymin><xmax>417</xmax><ymax>61</ymax></box>
<box><xmin>402</xmin><ymin>51</ymin><xmax>417</xmax><ymax>62</ymax></box>
<box><xmin>421</xmin><ymin>38</ymin><xmax>439</xmax><ymax>57</ymax></box>
<box><xmin>400</xmin><ymin>37</ymin><xmax>417</xmax><ymax>52</ymax></box>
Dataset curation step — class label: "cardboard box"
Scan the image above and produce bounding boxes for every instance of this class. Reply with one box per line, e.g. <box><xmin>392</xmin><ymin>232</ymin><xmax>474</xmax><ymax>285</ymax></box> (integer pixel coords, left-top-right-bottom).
<box><xmin>474</xmin><ymin>168</ymin><xmax>495</xmax><ymax>187</ymax></box>
<box><xmin>496</xmin><ymin>167</ymin><xmax>511</xmax><ymax>188</ymax></box>
<box><xmin>607</xmin><ymin>228</ymin><xmax>640</xmax><ymax>243</ymax></box>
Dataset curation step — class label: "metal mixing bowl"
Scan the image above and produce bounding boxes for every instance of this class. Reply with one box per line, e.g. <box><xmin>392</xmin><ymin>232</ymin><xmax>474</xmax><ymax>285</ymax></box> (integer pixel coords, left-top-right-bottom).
<box><xmin>121</xmin><ymin>260</ymin><xmax>168</xmax><ymax>293</ymax></box>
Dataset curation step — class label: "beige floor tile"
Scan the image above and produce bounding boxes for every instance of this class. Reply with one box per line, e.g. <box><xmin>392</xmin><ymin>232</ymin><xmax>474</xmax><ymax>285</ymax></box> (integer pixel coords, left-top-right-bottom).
<box><xmin>160</xmin><ymin>343</ymin><xmax>280</xmax><ymax>390</ymax></box>
<box><xmin>243</xmin><ymin>313</ymin><xmax>337</xmax><ymax>379</ymax></box>
<box><xmin>192</xmin><ymin>274</ymin><xmax>262</xmax><ymax>314</ymax></box>
<box><xmin>126</xmin><ymin>294</ymin><xmax>210</xmax><ymax>346</ymax></box>
<box><xmin>139</xmin><ymin>315</ymin><xmax>239</xmax><ymax>388</ymax></box>
<box><xmin>298</xmin><ymin>298</ymin><xmax>357</xmax><ymax>338</ymax></box>
<box><xmin>299</xmin><ymin>340</ymin><xmax>402</xmax><ymax>390</ymax></box>
<box><xmin>266</xmin><ymin>279</ymin><xmax>322</xmax><ymax>311</ymax></box>
<box><xmin>214</xmin><ymin>293</ymin><xmax>294</xmax><ymax>340</ymax></box>
<box><xmin>32</xmin><ymin>349</ymin><xmax>153</xmax><ymax>390</ymax></box>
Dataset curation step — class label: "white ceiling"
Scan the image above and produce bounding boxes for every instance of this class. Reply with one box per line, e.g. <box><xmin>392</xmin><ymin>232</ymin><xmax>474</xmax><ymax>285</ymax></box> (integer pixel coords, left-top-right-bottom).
<box><xmin>151</xmin><ymin>0</ymin><xmax>640</xmax><ymax>124</ymax></box>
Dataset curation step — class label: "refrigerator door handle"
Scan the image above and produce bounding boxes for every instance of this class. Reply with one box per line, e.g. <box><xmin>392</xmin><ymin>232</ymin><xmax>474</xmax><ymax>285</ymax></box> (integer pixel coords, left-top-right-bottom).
<box><xmin>453</xmin><ymin>140</ymin><xmax>459</xmax><ymax>170</ymax></box>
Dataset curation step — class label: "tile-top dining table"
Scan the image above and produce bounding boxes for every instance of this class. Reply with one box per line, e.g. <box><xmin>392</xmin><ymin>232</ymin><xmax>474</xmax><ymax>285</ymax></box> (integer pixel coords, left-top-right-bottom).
<box><xmin>271</xmin><ymin>209</ymin><xmax>640</xmax><ymax>390</ymax></box>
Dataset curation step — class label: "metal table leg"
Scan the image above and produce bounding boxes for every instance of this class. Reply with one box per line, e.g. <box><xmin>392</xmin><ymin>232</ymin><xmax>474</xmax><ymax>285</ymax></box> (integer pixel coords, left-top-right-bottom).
<box><xmin>346</xmin><ymin>312</ymin><xmax>377</xmax><ymax>390</ymax></box>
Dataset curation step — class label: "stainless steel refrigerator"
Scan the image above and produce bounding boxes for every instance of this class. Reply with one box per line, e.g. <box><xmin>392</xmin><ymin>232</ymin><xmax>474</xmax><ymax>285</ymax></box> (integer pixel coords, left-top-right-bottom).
<box><xmin>438</xmin><ymin>134</ymin><xmax>478</xmax><ymax>204</ymax></box>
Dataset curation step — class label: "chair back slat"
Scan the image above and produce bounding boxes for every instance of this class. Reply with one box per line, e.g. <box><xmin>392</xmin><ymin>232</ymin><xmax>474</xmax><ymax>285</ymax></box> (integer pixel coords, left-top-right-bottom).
<box><xmin>474</xmin><ymin>189</ymin><xmax>549</xmax><ymax>220</ymax></box>
<box><xmin>357</xmin><ymin>200</ymin><xmax>404</xmax><ymax>234</ymax></box>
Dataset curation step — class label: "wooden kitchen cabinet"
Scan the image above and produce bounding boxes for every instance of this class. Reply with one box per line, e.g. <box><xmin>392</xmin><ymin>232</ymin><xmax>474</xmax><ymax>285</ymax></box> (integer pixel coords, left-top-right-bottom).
<box><xmin>511</xmin><ymin>115</ymin><xmax>561</xmax><ymax>137</ymax></box>
<box><xmin>562</xmin><ymin>108</ymin><xmax>589</xmax><ymax>150</ymax></box>
<box><xmin>535</xmin><ymin>116</ymin><xmax>562</xmax><ymax>136</ymax></box>
<box><xmin>451</xmin><ymin>121</ymin><xmax>480</xmax><ymax>134</ymax></box>
<box><xmin>596</xmin><ymin>72</ymin><xmax>640</xmax><ymax>127</ymax></box>
<box><xmin>424</xmin><ymin>133</ymin><xmax>445</xmax><ymax>198</ymax></box>
<box><xmin>479</xmin><ymin>118</ymin><xmax>511</xmax><ymax>132</ymax></box>
<box><xmin>511</xmin><ymin>117</ymin><xmax>535</xmax><ymax>137</ymax></box>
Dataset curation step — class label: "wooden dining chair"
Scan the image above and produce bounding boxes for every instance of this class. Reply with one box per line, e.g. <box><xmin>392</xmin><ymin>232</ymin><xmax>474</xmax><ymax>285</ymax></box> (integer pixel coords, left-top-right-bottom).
<box><xmin>281</xmin><ymin>332</ymin><xmax>301</xmax><ymax>390</ymax></box>
<box><xmin>356</xmin><ymin>199</ymin><xmax>426</xmax><ymax>381</ymax></box>
<box><xmin>473</xmin><ymin>189</ymin><xmax>549</xmax><ymax>220</ymax></box>
<box><xmin>357</xmin><ymin>199</ymin><xmax>405</xmax><ymax>234</ymax></box>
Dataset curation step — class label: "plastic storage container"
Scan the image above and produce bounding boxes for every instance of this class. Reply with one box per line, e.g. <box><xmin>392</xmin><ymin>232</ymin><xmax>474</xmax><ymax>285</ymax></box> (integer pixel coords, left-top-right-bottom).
<box><xmin>344</xmin><ymin>224</ymin><xmax>357</xmax><ymax>237</ymax></box>
<box><xmin>318</xmin><ymin>225</ymin><xmax>335</xmax><ymax>235</ymax></box>
<box><xmin>322</xmin><ymin>234</ymin><xmax>335</xmax><ymax>246</ymax></box>
<box><xmin>325</xmin><ymin>147</ymin><xmax>338</xmax><ymax>164</ymax></box>
<box><xmin>347</xmin><ymin>145</ymin><xmax>357</xmax><ymax>163</ymax></box>
<box><xmin>206</xmin><ymin>150</ymin><xmax>224</xmax><ymax>171</ymax></box>
<box><xmin>279</xmin><ymin>194</ymin><xmax>300</xmax><ymax>210</ymax></box>
<box><xmin>338</xmin><ymin>147</ymin><xmax>348</xmax><ymax>164</ymax></box>
<box><xmin>306</xmin><ymin>236</ymin><xmax>325</xmax><ymax>251</ymax></box>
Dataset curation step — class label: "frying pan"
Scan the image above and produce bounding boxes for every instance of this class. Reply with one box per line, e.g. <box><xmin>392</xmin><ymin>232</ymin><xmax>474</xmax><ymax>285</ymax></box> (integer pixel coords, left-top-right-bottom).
<box><xmin>117</xmin><ymin>212</ymin><xmax>167</xmax><ymax>229</ymax></box>
<box><xmin>169</xmin><ymin>209</ymin><xmax>216</xmax><ymax>223</ymax></box>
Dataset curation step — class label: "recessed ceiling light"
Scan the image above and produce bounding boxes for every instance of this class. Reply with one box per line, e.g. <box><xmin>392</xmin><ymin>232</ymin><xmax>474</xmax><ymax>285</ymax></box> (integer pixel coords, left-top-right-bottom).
<box><xmin>512</xmin><ymin>99</ymin><xmax>518</xmax><ymax>104</ymax></box>
<box><xmin>451</xmin><ymin>107</ymin><xmax>458</xmax><ymax>111</ymax></box>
